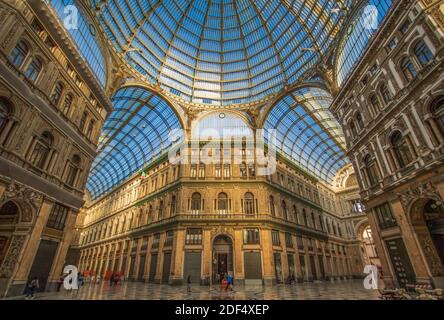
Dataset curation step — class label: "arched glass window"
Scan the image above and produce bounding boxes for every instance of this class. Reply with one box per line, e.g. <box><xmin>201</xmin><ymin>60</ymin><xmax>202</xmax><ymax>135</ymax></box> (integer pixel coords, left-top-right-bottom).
<box><xmin>390</xmin><ymin>131</ymin><xmax>413</xmax><ymax>169</ymax></box>
<box><xmin>29</xmin><ymin>131</ymin><xmax>53</xmax><ymax>169</ymax></box>
<box><xmin>50</xmin><ymin>82</ymin><xmax>64</xmax><ymax>106</ymax></box>
<box><xmin>269</xmin><ymin>196</ymin><xmax>275</xmax><ymax>217</ymax></box>
<box><xmin>24</xmin><ymin>57</ymin><xmax>42</xmax><ymax>82</ymax></box>
<box><xmin>364</xmin><ymin>154</ymin><xmax>379</xmax><ymax>186</ymax></box>
<box><xmin>62</xmin><ymin>94</ymin><xmax>73</xmax><ymax>115</ymax></box>
<box><xmin>191</xmin><ymin>192</ymin><xmax>202</xmax><ymax>212</ymax></box>
<box><xmin>379</xmin><ymin>84</ymin><xmax>392</xmax><ymax>104</ymax></box>
<box><xmin>66</xmin><ymin>154</ymin><xmax>81</xmax><ymax>186</ymax></box>
<box><xmin>282</xmin><ymin>201</ymin><xmax>288</xmax><ymax>220</ymax></box>
<box><xmin>79</xmin><ymin>111</ymin><xmax>87</xmax><ymax>131</ymax></box>
<box><xmin>400</xmin><ymin>57</ymin><xmax>417</xmax><ymax>81</ymax></box>
<box><xmin>9</xmin><ymin>40</ymin><xmax>29</xmax><ymax>68</ymax></box>
<box><xmin>431</xmin><ymin>97</ymin><xmax>444</xmax><ymax>137</ymax></box>
<box><xmin>0</xmin><ymin>98</ymin><xmax>12</xmax><ymax>135</ymax></box>
<box><xmin>244</xmin><ymin>192</ymin><xmax>255</xmax><ymax>215</ymax></box>
<box><xmin>217</xmin><ymin>193</ymin><xmax>228</xmax><ymax>214</ymax></box>
<box><xmin>170</xmin><ymin>195</ymin><xmax>177</xmax><ymax>215</ymax></box>
<box><xmin>414</xmin><ymin>40</ymin><xmax>433</xmax><ymax>67</ymax></box>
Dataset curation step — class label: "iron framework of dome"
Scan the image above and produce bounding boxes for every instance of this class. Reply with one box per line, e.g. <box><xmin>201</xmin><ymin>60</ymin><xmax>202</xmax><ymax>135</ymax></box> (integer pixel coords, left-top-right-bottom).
<box><xmin>44</xmin><ymin>0</ymin><xmax>396</xmax><ymax>199</ymax></box>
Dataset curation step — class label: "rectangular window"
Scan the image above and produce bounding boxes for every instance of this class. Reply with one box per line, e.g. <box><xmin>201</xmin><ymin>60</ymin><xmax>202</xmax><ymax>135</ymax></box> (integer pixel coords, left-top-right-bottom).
<box><xmin>271</xmin><ymin>230</ymin><xmax>280</xmax><ymax>246</ymax></box>
<box><xmin>185</xmin><ymin>228</ymin><xmax>202</xmax><ymax>245</ymax></box>
<box><xmin>243</xmin><ymin>228</ymin><xmax>260</xmax><ymax>244</ymax></box>
<box><xmin>215</xmin><ymin>165</ymin><xmax>222</xmax><ymax>178</ymax></box>
<box><xmin>190</xmin><ymin>165</ymin><xmax>197</xmax><ymax>178</ymax></box>
<box><xmin>46</xmin><ymin>203</ymin><xmax>69</xmax><ymax>230</ymax></box>
<box><xmin>164</xmin><ymin>230</ymin><xmax>174</xmax><ymax>247</ymax></box>
<box><xmin>296</xmin><ymin>236</ymin><xmax>304</xmax><ymax>250</ymax></box>
<box><xmin>285</xmin><ymin>233</ymin><xmax>293</xmax><ymax>248</ymax></box>
<box><xmin>152</xmin><ymin>233</ymin><xmax>161</xmax><ymax>249</ymax></box>
<box><xmin>375</xmin><ymin>202</ymin><xmax>397</xmax><ymax>229</ymax></box>
<box><xmin>223</xmin><ymin>164</ymin><xmax>231</xmax><ymax>178</ymax></box>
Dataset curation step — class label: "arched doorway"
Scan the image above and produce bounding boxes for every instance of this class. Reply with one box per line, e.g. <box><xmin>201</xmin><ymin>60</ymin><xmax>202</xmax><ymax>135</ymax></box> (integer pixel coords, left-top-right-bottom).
<box><xmin>212</xmin><ymin>234</ymin><xmax>233</xmax><ymax>283</ymax></box>
<box><xmin>0</xmin><ymin>201</ymin><xmax>20</xmax><ymax>267</ymax></box>
<box><xmin>410</xmin><ymin>198</ymin><xmax>444</xmax><ymax>284</ymax></box>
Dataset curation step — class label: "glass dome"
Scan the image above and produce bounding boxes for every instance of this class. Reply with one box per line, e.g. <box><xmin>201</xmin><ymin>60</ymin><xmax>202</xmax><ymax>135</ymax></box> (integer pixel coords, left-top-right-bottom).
<box><xmin>91</xmin><ymin>0</ymin><xmax>351</xmax><ymax>106</ymax></box>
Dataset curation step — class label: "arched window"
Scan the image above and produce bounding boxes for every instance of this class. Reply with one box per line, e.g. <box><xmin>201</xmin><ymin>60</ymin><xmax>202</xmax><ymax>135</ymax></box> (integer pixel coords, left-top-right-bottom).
<box><xmin>86</xmin><ymin>119</ymin><xmax>95</xmax><ymax>139</ymax></box>
<box><xmin>243</xmin><ymin>192</ymin><xmax>255</xmax><ymax>215</ymax></box>
<box><xmin>62</xmin><ymin>94</ymin><xmax>73</xmax><ymax>115</ymax></box>
<box><xmin>66</xmin><ymin>154</ymin><xmax>81</xmax><ymax>186</ymax></box>
<box><xmin>158</xmin><ymin>200</ymin><xmax>164</xmax><ymax>219</ymax></box>
<box><xmin>24</xmin><ymin>57</ymin><xmax>42</xmax><ymax>82</ymax></box>
<box><xmin>364</xmin><ymin>154</ymin><xmax>379</xmax><ymax>186</ymax></box>
<box><xmin>282</xmin><ymin>200</ymin><xmax>288</xmax><ymax>220</ymax></box>
<box><xmin>170</xmin><ymin>195</ymin><xmax>177</xmax><ymax>215</ymax></box>
<box><xmin>0</xmin><ymin>98</ymin><xmax>13</xmax><ymax>136</ymax></box>
<box><xmin>414</xmin><ymin>40</ymin><xmax>433</xmax><ymax>67</ymax></box>
<box><xmin>79</xmin><ymin>111</ymin><xmax>88</xmax><ymax>131</ymax></box>
<box><xmin>9</xmin><ymin>40</ymin><xmax>29</xmax><ymax>68</ymax></box>
<box><xmin>356</xmin><ymin>113</ymin><xmax>364</xmax><ymax>130</ymax></box>
<box><xmin>29</xmin><ymin>131</ymin><xmax>53</xmax><ymax>169</ymax></box>
<box><xmin>379</xmin><ymin>84</ymin><xmax>392</xmax><ymax>104</ymax></box>
<box><xmin>0</xmin><ymin>201</ymin><xmax>19</xmax><ymax>216</ymax></box>
<box><xmin>431</xmin><ymin>97</ymin><xmax>444</xmax><ymax>138</ymax></box>
<box><xmin>349</xmin><ymin>120</ymin><xmax>357</xmax><ymax>137</ymax></box>
<box><xmin>269</xmin><ymin>195</ymin><xmax>275</xmax><ymax>216</ymax></box>
<box><xmin>400</xmin><ymin>57</ymin><xmax>417</xmax><ymax>81</ymax></box>
<box><xmin>190</xmin><ymin>192</ymin><xmax>202</xmax><ymax>212</ymax></box>
<box><xmin>217</xmin><ymin>192</ymin><xmax>229</xmax><ymax>214</ymax></box>
<box><xmin>292</xmin><ymin>205</ymin><xmax>298</xmax><ymax>223</ymax></box>
<box><xmin>50</xmin><ymin>82</ymin><xmax>64</xmax><ymax>106</ymax></box>
<box><xmin>302</xmin><ymin>209</ymin><xmax>308</xmax><ymax>226</ymax></box>
<box><xmin>369</xmin><ymin>94</ymin><xmax>381</xmax><ymax>115</ymax></box>
<box><xmin>390</xmin><ymin>131</ymin><xmax>413</xmax><ymax>169</ymax></box>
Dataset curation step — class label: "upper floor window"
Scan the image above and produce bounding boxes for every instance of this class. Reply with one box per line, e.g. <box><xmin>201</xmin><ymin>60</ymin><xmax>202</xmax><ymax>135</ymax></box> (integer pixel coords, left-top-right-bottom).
<box><xmin>375</xmin><ymin>202</ymin><xmax>397</xmax><ymax>229</ymax></box>
<box><xmin>243</xmin><ymin>228</ymin><xmax>260</xmax><ymax>244</ymax></box>
<box><xmin>285</xmin><ymin>233</ymin><xmax>293</xmax><ymax>248</ymax></box>
<box><xmin>369</xmin><ymin>94</ymin><xmax>381</xmax><ymax>115</ymax></box>
<box><xmin>243</xmin><ymin>192</ymin><xmax>256</xmax><ymax>215</ymax></box>
<box><xmin>50</xmin><ymin>82</ymin><xmax>64</xmax><ymax>106</ymax></box>
<box><xmin>66</xmin><ymin>154</ymin><xmax>81</xmax><ymax>186</ymax></box>
<box><xmin>24</xmin><ymin>57</ymin><xmax>42</xmax><ymax>82</ymax></box>
<box><xmin>186</xmin><ymin>228</ymin><xmax>202</xmax><ymax>245</ymax></box>
<box><xmin>431</xmin><ymin>97</ymin><xmax>444</xmax><ymax>138</ymax></box>
<box><xmin>86</xmin><ymin>119</ymin><xmax>95</xmax><ymax>139</ymax></box>
<box><xmin>363</xmin><ymin>154</ymin><xmax>379</xmax><ymax>186</ymax></box>
<box><xmin>79</xmin><ymin>112</ymin><xmax>88</xmax><ymax>131</ymax></box>
<box><xmin>269</xmin><ymin>195</ymin><xmax>275</xmax><ymax>216</ymax></box>
<box><xmin>46</xmin><ymin>203</ymin><xmax>69</xmax><ymax>230</ymax></box>
<box><xmin>217</xmin><ymin>192</ymin><xmax>229</xmax><ymax>214</ymax></box>
<box><xmin>282</xmin><ymin>200</ymin><xmax>288</xmax><ymax>220</ymax></box>
<box><xmin>414</xmin><ymin>40</ymin><xmax>433</xmax><ymax>67</ymax></box>
<box><xmin>390</xmin><ymin>131</ymin><xmax>413</xmax><ymax>169</ymax></box>
<box><xmin>9</xmin><ymin>40</ymin><xmax>29</xmax><ymax>68</ymax></box>
<box><xmin>170</xmin><ymin>195</ymin><xmax>177</xmax><ymax>215</ymax></box>
<box><xmin>29</xmin><ymin>131</ymin><xmax>53</xmax><ymax>169</ymax></box>
<box><xmin>0</xmin><ymin>98</ymin><xmax>13</xmax><ymax>136</ymax></box>
<box><xmin>62</xmin><ymin>94</ymin><xmax>73</xmax><ymax>115</ymax></box>
<box><xmin>356</xmin><ymin>113</ymin><xmax>364</xmax><ymax>130</ymax></box>
<box><xmin>271</xmin><ymin>230</ymin><xmax>280</xmax><ymax>246</ymax></box>
<box><xmin>379</xmin><ymin>84</ymin><xmax>392</xmax><ymax>104</ymax></box>
<box><xmin>400</xmin><ymin>57</ymin><xmax>417</xmax><ymax>81</ymax></box>
<box><xmin>190</xmin><ymin>192</ymin><xmax>202</xmax><ymax>213</ymax></box>
<box><xmin>158</xmin><ymin>200</ymin><xmax>164</xmax><ymax>219</ymax></box>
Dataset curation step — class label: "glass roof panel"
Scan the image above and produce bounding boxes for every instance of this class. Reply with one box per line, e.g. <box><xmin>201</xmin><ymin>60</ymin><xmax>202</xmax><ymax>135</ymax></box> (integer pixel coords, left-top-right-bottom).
<box><xmin>336</xmin><ymin>0</ymin><xmax>393</xmax><ymax>87</ymax></box>
<box><xmin>48</xmin><ymin>0</ymin><xmax>107</xmax><ymax>88</ymax></box>
<box><xmin>91</xmin><ymin>0</ymin><xmax>351</xmax><ymax>105</ymax></box>
<box><xmin>86</xmin><ymin>86</ymin><xmax>182</xmax><ymax>199</ymax></box>
<box><xmin>263</xmin><ymin>86</ymin><xmax>348</xmax><ymax>182</ymax></box>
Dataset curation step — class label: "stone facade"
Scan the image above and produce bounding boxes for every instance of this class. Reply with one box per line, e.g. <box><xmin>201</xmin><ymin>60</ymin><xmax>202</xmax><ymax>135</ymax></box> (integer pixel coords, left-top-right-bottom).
<box><xmin>331</xmin><ymin>0</ymin><xmax>444</xmax><ymax>288</ymax></box>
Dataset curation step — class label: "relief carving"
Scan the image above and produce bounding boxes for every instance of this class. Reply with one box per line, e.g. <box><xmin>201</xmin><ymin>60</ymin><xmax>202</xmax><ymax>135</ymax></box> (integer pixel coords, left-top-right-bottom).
<box><xmin>1</xmin><ymin>180</ymin><xmax>43</xmax><ymax>223</ymax></box>
<box><xmin>0</xmin><ymin>234</ymin><xmax>26</xmax><ymax>278</ymax></box>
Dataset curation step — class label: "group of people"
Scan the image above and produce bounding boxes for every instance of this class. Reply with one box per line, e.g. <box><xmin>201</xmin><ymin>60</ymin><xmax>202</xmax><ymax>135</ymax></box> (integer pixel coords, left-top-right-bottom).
<box><xmin>217</xmin><ymin>272</ymin><xmax>234</xmax><ymax>291</ymax></box>
<box><xmin>109</xmin><ymin>272</ymin><xmax>124</xmax><ymax>287</ymax></box>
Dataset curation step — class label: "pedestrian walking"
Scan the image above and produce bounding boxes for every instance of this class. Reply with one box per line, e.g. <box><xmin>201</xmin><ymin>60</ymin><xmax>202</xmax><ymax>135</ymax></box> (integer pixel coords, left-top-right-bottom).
<box><xmin>25</xmin><ymin>276</ymin><xmax>39</xmax><ymax>299</ymax></box>
<box><xmin>187</xmin><ymin>275</ymin><xmax>192</xmax><ymax>293</ymax></box>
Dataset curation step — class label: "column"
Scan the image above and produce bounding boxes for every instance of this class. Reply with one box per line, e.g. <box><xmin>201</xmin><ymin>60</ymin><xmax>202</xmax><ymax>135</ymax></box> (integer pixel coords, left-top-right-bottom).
<box><xmin>233</xmin><ymin>229</ymin><xmax>244</xmax><ymax>285</ymax></box>
<box><xmin>170</xmin><ymin>229</ymin><xmax>185</xmax><ymax>285</ymax></box>
<box><xmin>260</xmin><ymin>229</ymin><xmax>275</xmax><ymax>285</ymax></box>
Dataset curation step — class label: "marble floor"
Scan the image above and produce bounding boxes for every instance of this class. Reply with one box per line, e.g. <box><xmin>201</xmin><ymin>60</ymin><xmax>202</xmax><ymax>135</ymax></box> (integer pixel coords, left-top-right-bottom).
<box><xmin>3</xmin><ymin>280</ymin><xmax>381</xmax><ymax>300</ymax></box>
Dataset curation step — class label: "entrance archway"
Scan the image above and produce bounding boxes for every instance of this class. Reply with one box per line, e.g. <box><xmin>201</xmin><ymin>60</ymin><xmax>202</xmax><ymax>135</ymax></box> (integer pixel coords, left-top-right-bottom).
<box><xmin>410</xmin><ymin>198</ymin><xmax>444</xmax><ymax>283</ymax></box>
<box><xmin>0</xmin><ymin>201</ymin><xmax>20</xmax><ymax>267</ymax></box>
<box><xmin>212</xmin><ymin>234</ymin><xmax>233</xmax><ymax>283</ymax></box>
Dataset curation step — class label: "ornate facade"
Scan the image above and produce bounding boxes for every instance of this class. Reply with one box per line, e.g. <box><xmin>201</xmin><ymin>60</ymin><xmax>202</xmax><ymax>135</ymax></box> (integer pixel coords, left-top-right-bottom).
<box><xmin>331</xmin><ymin>0</ymin><xmax>444</xmax><ymax>288</ymax></box>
